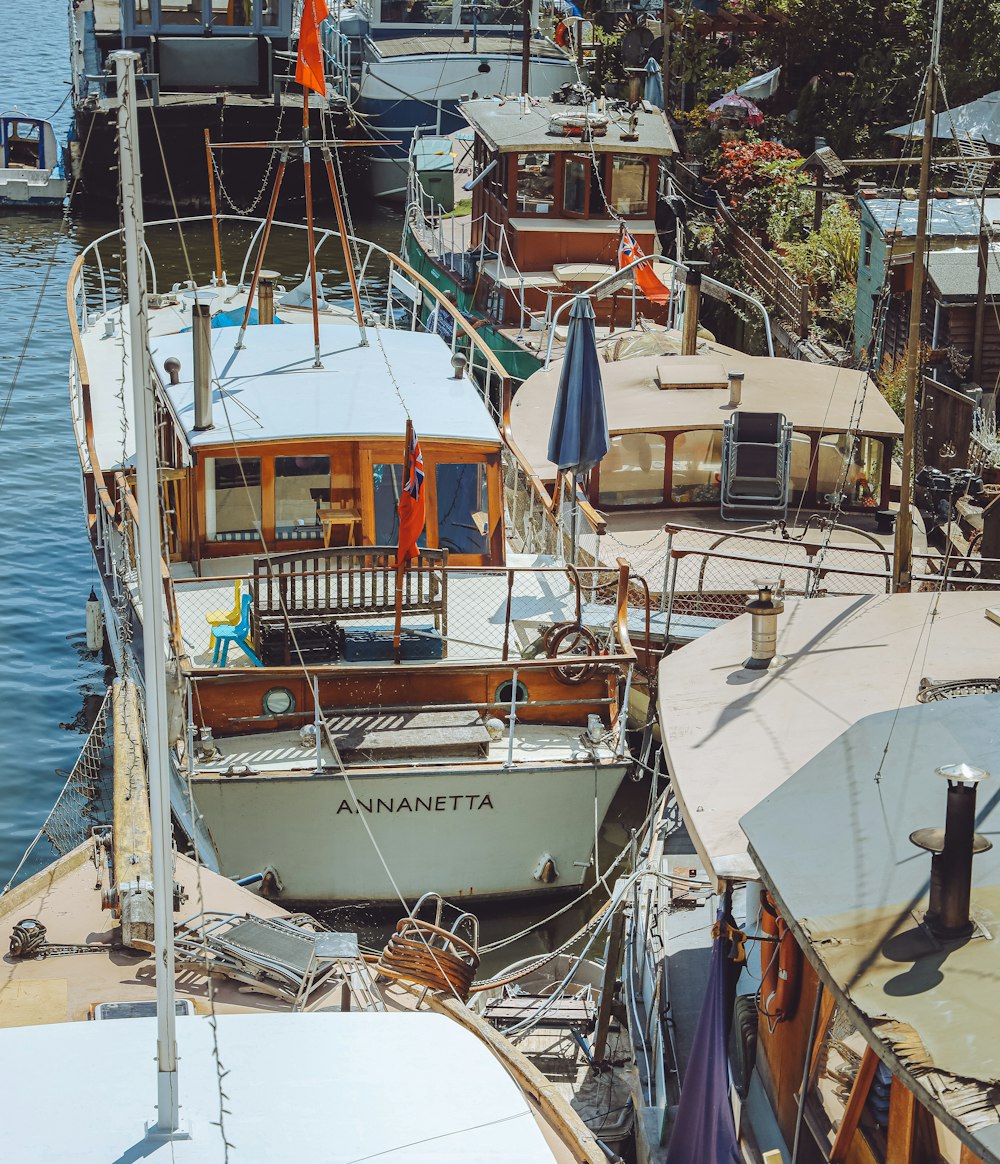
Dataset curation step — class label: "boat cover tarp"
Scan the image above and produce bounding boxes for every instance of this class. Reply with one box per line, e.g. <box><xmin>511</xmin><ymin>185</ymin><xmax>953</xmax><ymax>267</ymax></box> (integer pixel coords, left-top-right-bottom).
<box><xmin>665</xmin><ymin>909</ymin><xmax>741</xmax><ymax>1164</ymax></box>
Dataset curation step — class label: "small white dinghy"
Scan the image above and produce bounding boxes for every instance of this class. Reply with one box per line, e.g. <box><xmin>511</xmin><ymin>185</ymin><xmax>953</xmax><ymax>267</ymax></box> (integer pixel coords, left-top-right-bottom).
<box><xmin>0</xmin><ymin>112</ymin><xmax>67</xmax><ymax>208</ymax></box>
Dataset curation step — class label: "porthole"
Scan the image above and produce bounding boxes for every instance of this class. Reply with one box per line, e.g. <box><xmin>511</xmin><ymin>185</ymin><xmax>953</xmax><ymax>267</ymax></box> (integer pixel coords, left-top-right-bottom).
<box><xmin>262</xmin><ymin>687</ymin><xmax>296</xmax><ymax>716</ymax></box>
<box><xmin>495</xmin><ymin>679</ymin><xmax>529</xmax><ymax>707</ymax></box>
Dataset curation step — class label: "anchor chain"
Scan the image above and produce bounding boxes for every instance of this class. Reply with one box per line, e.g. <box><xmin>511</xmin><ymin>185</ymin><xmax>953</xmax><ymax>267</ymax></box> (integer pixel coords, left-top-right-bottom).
<box><xmin>9</xmin><ymin>918</ymin><xmax>107</xmax><ymax>959</ymax></box>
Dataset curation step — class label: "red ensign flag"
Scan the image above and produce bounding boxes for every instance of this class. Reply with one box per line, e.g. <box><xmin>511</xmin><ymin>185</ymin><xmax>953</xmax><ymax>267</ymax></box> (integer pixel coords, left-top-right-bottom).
<box><xmin>397</xmin><ymin>421</ymin><xmax>426</xmax><ymax>567</ymax></box>
<box><xmin>296</xmin><ymin>0</ymin><xmax>330</xmax><ymax>97</ymax></box>
<box><xmin>618</xmin><ymin>227</ymin><xmax>671</xmax><ymax>305</ymax></box>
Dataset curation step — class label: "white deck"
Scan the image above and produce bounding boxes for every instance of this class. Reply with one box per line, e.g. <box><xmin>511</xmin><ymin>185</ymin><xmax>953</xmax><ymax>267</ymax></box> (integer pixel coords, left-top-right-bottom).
<box><xmin>658</xmin><ymin>591</ymin><xmax>1000</xmax><ymax>884</ymax></box>
<box><xmin>0</xmin><ymin>1012</ymin><xmax>559</xmax><ymax>1161</ymax></box>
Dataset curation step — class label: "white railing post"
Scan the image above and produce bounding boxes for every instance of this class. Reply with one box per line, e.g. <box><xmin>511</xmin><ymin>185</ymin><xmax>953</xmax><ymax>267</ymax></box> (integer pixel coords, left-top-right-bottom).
<box><xmin>505</xmin><ymin>669</ymin><xmax>519</xmax><ymax>768</ymax></box>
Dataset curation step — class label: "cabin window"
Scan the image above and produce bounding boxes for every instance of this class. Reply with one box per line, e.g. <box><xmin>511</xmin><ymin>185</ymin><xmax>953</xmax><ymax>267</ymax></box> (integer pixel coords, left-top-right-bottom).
<box><xmin>160</xmin><ymin>1</ymin><xmax>204</xmax><ymax>25</ymax></box>
<box><xmin>598</xmin><ymin>434</ymin><xmax>666</xmax><ymax>506</ymax></box>
<box><xmin>207</xmin><ymin>457</ymin><xmax>261</xmax><ymax>541</ymax></box>
<box><xmin>380</xmin><ymin>0</ymin><xmax>453</xmax><ymax>23</ymax></box>
<box><xmin>789</xmin><ymin>432</ymin><xmax>813</xmax><ymax>496</ymax></box>
<box><xmin>209</xmin><ymin>0</ymin><xmax>252</xmax><ymax>26</ymax></box>
<box><xmin>610</xmin><ymin>156</ymin><xmax>649</xmax><ymax>216</ymax></box>
<box><xmin>816</xmin><ymin>434</ymin><xmax>883</xmax><ymax>506</ymax></box>
<box><xmin>132</xmin><ymin>1</ymin><xmax>154</xmax><ymax>24</ymax></box>
<box><xmin>372</xmin><ymin>464</ymin><xmax>428</xmax><ymax>548</ymax></box>
<box><xmin>863</xmin><ymin>230</ymin><xmax>872</xmax><ymax>267</ymax></box>
<box><xmin>435</xmin><ymin>463</ymin><xmax>489</xmax><ymax>554</ymax></box>
<box><xmin>671</xmin><ymin>430</ymin><xmax>723</xmax><ymax>504</ymax></box>
<box><xmin>274</xmin><ymin>455</ymin><xmax>329</xmax><ymax>539</ymax></box>
<box><xmin>563</xmin><ymin>156</ymin><xmax>589</xmax><ymax>216</ymax></box>
<box><xmin>516</xmin><ymin>153</ymin><xmax>556</xmax><ymax>214</ymax></box>
<box><xmin>460</xmin><ymin>0</ymin><xmax>520</xmax><ymax>23</ymax></box>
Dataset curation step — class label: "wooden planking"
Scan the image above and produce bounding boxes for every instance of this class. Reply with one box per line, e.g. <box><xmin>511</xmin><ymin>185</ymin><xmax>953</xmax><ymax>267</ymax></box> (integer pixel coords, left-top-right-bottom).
<box><xmin>723</xmin><ymin>221</ymin><xmax>810</xmax><ymax>337</ymax></box>
<box><xmin>886</xmin><ymin>1077</ymin><xmax>917</xmax><ymax>1164</ymax></box>
<box><xmin>829</xmin><ymin>1045</ymin><xmax>880</xmax><ymax>1163</ymax></box>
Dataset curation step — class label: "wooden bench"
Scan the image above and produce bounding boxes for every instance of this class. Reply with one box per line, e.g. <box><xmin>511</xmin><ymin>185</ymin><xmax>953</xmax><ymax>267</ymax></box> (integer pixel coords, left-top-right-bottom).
<box><xmin>250</xmin><ymin>546</ymin><xmax>448</xmax><ymax>664</ymax></box>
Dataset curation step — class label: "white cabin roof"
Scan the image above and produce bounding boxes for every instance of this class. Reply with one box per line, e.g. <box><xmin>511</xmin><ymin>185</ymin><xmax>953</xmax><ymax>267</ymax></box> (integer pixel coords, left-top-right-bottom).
<box><xmin>0</xmin><ymin>1011</ymin><xmax>558</xmax><ymax>1161</ymax></box>
<box><xmin>151</xmin><ymin>324</ymin><xmax>502</xmax><ymax>451</ymax></box>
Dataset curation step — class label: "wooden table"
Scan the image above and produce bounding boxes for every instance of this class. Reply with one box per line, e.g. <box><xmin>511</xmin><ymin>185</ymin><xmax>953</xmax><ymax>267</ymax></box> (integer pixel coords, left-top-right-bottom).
<box><xmin>317</xmin><ymin>507</ymin><xmax>361</xmax><ymax>547</ymax></box>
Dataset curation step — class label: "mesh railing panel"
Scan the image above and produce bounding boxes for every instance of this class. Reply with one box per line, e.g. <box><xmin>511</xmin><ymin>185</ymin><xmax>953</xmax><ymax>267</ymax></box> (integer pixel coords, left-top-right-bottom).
<box><xmin>43</xmin><ymin>687</ymin><xmax>115</xmax><ymax>856</ymax></box>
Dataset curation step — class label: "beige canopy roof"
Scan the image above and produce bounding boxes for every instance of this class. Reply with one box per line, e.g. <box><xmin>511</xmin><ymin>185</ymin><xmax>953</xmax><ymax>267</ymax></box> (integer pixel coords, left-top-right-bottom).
<box><xmin>509</xmin><ymin>347</ymin><xmax>903</xmax><ymax>480</ymax></box>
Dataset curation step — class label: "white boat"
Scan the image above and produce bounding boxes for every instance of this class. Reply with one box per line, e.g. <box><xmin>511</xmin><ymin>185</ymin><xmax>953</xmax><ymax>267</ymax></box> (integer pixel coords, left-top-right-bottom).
<box><xmin>68</xmin><ymin>52</ymin><xmax>639</xmax><ymax>905</ymax></box>
<box><xmin>350</xmin><ymin>0</ymin><xmax>581</xmax><ymax>199</ymax></box>
<box><xmin>0</xmin><ymin>112</ymin><xmax>67</xmax><ymax>208</ymax></box>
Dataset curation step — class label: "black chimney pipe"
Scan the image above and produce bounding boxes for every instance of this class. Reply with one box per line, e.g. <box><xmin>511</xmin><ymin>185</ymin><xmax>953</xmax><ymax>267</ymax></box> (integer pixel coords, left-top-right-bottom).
<box><xmin>910</xmin><ymin>763</ymin><xmax>992</xmax><ymax>940</ymax></box>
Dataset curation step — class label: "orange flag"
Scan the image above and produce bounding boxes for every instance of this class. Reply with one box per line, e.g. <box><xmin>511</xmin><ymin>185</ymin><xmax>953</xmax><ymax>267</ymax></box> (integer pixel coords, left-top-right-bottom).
<box><xmin>397</xmin><ymin>420</ymin><xmax>426</xmax><ymax>567</ymax></box>
<box><xmin>296</xmin><ymin>0</ymin><xmax>330</xmax><ymax>97</ymax></box>
<box><xmin>618</xmin><ymin>226</ymin><xmax>671</xmax><ymax>305</ymax></box>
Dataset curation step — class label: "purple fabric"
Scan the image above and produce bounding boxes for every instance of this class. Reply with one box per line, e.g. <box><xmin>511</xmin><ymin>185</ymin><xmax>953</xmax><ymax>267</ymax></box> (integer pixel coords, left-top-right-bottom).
<box><xmin>665</xmin><ymin>913</ymin><xmax>742</xmax><ymax>1164</ymax></box>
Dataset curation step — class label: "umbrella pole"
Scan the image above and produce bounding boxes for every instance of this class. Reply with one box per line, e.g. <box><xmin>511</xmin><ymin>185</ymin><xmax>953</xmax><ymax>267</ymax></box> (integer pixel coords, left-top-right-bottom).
<box><xmin>570</xmin><ymin>474</ymin><xmax>579</xmax><ymax>566</ymax></box>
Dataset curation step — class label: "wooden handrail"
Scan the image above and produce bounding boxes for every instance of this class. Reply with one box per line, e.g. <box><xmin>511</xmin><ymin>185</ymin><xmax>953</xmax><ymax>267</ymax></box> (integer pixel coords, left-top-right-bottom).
<box><xmin>614</xmin><ymin>559</ymin><xmax>634</xmax><ymax>659</ymax></box>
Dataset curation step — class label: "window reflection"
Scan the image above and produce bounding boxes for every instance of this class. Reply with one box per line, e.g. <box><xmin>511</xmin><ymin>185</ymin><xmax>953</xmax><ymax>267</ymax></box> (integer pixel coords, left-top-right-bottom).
<box><xmin>209</xmin><ymin>457</ymin><xmax>260</xmax><ymax>540</ymax></box>
<box><xmin>436</xmin><ymin>463</ymin><xmax>488</xmax><ymax>554</ymax></box>
<box><xmin>671</xmin><ymin>430</ymin><xmax>722</xmax><ymax>503</ymax></box>
<box><xmin>275</xmin><ymin>455</ymin><xmax>329</xmax><ymax>539</ymax></box>
<box><xmin>599</xmin><ymin>433</ymin><xmax>665</xmax><ymax>506</ymax></box>
<box><xmin>373</xmin><ymin>464</ymin><xmax>428</xmax><ymax>547</ymax></box>
<box><xmin>380</xmin><ymin>0</ymin><xmax>454</xmax><ymax>22</ymax></box>
<box><xmin>816</xmin><ymin>435</ymin><xmax>883</xmax><ymax>506</ymax></box>
<box><xmin>563</xmin><ymin>156</ymin><xmax>588</xmax><ymax>215</ymax></box>
<box><xmin>517</xmin><ymin>153</ymin><xmax>555</xmax><ymax>214</ymax></box>
<box><xmin>610</xmin><ymin>156</ymin><xmax>648</xmax><ymax>216</ymax></box>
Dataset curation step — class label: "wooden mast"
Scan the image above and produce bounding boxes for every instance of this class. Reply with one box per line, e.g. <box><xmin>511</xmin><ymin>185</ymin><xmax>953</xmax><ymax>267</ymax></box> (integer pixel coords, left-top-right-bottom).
<box><xmin>302</xmin><ymin>90</ymin><xmax>323</xmax><ymax>369</ymax></box>
<box><xmin>521</xmin><ymin>0</ymin><xmax>531</xmax><ymax>96</ymax></box>
<box><xmin>204</xmin><ymin>129</ymin><xmax>223</xmax><ymax>284</ymax></box>
<box><xmin>893</xmin><ymin>0</ymin><xmax>945</xmax><ymax>592</ymax></box>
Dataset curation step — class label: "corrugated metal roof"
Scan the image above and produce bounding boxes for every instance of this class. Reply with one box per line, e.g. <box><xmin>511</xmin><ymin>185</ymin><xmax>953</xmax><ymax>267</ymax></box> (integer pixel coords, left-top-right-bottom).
<box><xmin>888</xmin><ymin>91</ymin><xmax>1000</xmax><ymax>147</ymax></box>
<box><xmin>927</xmin><ymin>247</ymin><xmax>1000</xmax><ymax>301</ymax></box>
<box><xmin>861</xmin><ymin>196</ymin><xmax>1000</xmax><ymax>238</ymax></box>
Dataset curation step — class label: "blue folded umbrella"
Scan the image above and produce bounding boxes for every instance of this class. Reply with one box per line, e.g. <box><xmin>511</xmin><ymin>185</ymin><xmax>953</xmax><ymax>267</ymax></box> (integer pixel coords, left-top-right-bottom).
<box><xmin>546</xmin><ymin>295</ymin><xmax>609</xmax><ymax>478</ymax></box>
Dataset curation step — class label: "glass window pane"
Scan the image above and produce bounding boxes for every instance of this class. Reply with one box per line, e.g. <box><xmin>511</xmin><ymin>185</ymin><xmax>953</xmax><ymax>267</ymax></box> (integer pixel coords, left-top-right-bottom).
<box><xmin>131</xmin><ymin>1</ymin><xmax>154</xmax><ymax>24</ymax></box>
<box><xmin>563</xmin><ymin>157</ymin><xmax>588</xmax><ymax>215</ymax></box>
<box><xmin>789</xmin><ymin>432</ymin><xmax>812</xmax><ymax>496</ymax></box>
<box><xmin>381</xmin><ymin>0</ymin><xmax>454</xmax><ymax>22</ymax></box>
<box><xmin>516</xmin><ymin>153</ymin><xmax>555</xmax><ymax>214</ymax></box>
<box><xmin>460</xmin><ymin>0</ymin><xmax>519</xmax><ymax>22</ymax></box>
<box><xmin>435</xmin><ymin>463</ymin><xmax>489</xmax><ymax>554</ymax></box>
<box><xmin>611</xmin><ymin>156</ymin><xmax>648</xmax><ymax>216</ymax></box>
<box><xmin>817</xmin><ymin>435</ymin><xmax>882</xmax><ymax>505</ymax></box>
<box><xmin>671</xmin><ymin>430</ymin><xmax>722</xmax><ymax>504</ymax></box>
<box><xmin>160</xmin><ymin>1</ymin><xmax>203</xmax><ymax>25</ymax></box>
<box><xmin>599</xmin><ymin>434</ymin><xmax>665</xmax><ymax>506</ymax></box>
<box><xmin>211</xmin><ymin>457</ymin><xmax>260</xmax><ymax>539</ymax></box>
<box><xmin>373</xmin><ymin>463</ymin><xmax>427</xmax><ymax>547</ymax></box>
<box><xmin>275</xmin><ymin>455</ymin><xmax>329</xmax><ymax>538</ymax></box>
<box><xmin>261</xmin><ymin>0</ymin><xmax>278</xmax><ymax>26</ymax></box>
<box><xmin>211</xmin><ymin>0</ymin><xmax>251</xmax><ymax>24</ymax></box>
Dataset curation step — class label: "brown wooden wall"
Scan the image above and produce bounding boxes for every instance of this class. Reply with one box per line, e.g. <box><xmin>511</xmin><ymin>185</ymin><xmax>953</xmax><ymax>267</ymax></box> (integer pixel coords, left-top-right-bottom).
<box><xmin>944</xmin><ymin>303</ymin><xmax>1000</xmax><ymax>392</ymax></box>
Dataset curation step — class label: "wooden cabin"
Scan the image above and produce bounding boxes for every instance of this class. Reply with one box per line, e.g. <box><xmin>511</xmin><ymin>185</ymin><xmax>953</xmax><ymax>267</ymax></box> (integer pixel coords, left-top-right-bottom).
<box><xmin>462</xmin><ymin>96</ymin><xmax>677</xmax><ymax>330</ymax></box>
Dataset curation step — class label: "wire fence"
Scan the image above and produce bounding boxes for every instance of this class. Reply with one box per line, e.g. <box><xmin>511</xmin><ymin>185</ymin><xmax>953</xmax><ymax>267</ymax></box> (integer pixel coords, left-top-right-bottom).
<box><xmin>169</xmin><ymin>559</ymin><xmax>631</xmax><ymax>671</ymax></box>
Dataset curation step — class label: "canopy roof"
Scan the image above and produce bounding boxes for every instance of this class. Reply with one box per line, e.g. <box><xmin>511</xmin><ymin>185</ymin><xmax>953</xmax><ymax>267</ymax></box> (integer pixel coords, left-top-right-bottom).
<box><xmin>743</xmin><ymin>694</ymin><xmax>1000</xmax><ymax>1156</ymax></box>
<box><xmin>888</xmin><ymin>90</ymin><xmax>1000</xmax><ymax>147</ymax></box>
<box><xmin>460</xmin><ymin>97</ymin><xmax>678</xmax><ymax>156</ymax></box>
<box><xmin>151</xmin><ymin>324</ymin><xmax>502</xmax><ymax>452</ymax></box>
<box><xmin>0</xmin><ymin>1012</ymin><xmax>558</xmax><ymax>1161</ymax></box>
<box><xmin>657</xmin><ymin>591</ymin><xmax>1000</xmax><ymax>884</ymax></box>
<box><xmin>510</xmin><ymin>347</ymin><xmax>902</xmax><ymax>480</ymax></box>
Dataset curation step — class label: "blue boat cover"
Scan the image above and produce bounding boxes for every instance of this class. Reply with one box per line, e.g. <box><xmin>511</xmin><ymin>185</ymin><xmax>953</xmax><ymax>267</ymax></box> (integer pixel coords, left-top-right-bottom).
<box><xmin>546</xmin><ymin>295</ymin><xmax>609</xmax><ymax>477</ymax></box>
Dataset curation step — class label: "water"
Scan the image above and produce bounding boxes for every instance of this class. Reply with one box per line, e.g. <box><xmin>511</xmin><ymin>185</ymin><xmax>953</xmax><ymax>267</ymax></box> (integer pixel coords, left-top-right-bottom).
<box><xmin>0</xmin><ymin>4</ymin><xmax>648</xmax><ymax>967</ymax></box>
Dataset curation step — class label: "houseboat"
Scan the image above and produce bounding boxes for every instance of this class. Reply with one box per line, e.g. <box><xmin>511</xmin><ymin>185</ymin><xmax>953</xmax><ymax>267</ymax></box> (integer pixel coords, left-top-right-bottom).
<box><xmin>351</xmin><ymin>1</ymin><xmax>581</xmax><ymax>199</ymax></box>
<box><xmin>67</xmin><ymin>0</ymin><xmax>357</xmax><ymax>210</ymax></box>
<box><xmin>68</xmin><ymin>60</ymin><xmax>639</xmax><ymax>904</ymax></box>
<box><xmin>402</xmin><ymin>95</ymin><xmax>680</xmax><ymax>381</ymax></box>
<box><xmin>0</xmin><ymin>113</ymin><xmax>67</xmax><ymax>208</ymax></box>
<box><xmin>626</xmin><ymin>589</ymin><xmax>1000</xmax><ymax>1163</ymax></box>
<box><xmin>0</xmin><ymin>680</ymin><xmax>610</xmax><ymax>1164</ymax></box>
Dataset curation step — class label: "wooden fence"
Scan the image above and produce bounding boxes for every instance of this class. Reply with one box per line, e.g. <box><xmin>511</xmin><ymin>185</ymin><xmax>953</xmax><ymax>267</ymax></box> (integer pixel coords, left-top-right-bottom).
<box><xmin>722</xmin><ymin>220</ymin><xmax>811</xmax><ymax>339</ymax></box>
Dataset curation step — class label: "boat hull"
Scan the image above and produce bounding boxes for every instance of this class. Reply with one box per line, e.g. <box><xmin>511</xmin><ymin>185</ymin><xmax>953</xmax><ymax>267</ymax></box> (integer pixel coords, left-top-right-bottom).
<box><xmin>187</xmin><ymin>758</ymin><xmax>627</xmax><ymax>903</ymax></box>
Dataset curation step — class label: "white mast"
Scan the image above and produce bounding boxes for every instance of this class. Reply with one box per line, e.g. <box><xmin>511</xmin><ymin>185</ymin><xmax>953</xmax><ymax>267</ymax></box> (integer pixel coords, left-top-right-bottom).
<box><xmin>112</xmin><ymin>49</ymin><xmax>183</xmax><ymax>1139</ymax></box>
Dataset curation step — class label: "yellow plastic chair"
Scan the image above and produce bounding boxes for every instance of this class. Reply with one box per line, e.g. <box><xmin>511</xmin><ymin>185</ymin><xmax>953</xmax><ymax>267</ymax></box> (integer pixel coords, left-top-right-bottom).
<box><xmin>206</xmin><ymin>581</ymin><xmax>242</xmax><ymax>651</ymax></box>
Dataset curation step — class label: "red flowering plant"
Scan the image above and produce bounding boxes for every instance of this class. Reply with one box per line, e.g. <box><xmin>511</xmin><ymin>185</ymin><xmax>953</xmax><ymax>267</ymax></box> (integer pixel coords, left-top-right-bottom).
<box><xmin>714</xmin><ymin>135</ymin><xmax>807</xmax><ymax>241</ymax></box>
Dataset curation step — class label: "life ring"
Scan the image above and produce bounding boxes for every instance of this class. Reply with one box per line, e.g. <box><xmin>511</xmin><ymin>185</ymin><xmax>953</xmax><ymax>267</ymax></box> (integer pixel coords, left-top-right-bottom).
<box><xmin>544</xmin><ymin>621</ymin><xmax>600</xmax><ymax>685</ymax></box>
<box><xmin>548</xmin><ymin>113</ymin><xmax>609</xmax><ymax>138</ymax></box>
<box><xmin>759</xmin><ymin>892</ymin><xmax>801</xmax><ymax>1023</ymax></box>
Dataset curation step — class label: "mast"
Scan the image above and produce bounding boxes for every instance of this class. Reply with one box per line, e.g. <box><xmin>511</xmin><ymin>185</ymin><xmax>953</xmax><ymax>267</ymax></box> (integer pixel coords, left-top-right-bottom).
<box><xmin>893</xmin><ymin>0</ymin><xmax>945</xmax><ymax>592</ymax></box>
<box><xmin>112</xmin><ymin>50</ymin><xmax>183</xmax><ymax>1139</ymax></box>
<box><xmin>521</xmin><ymin>0</ymin><xmax>531</xmax><ymax>96</ymax></box>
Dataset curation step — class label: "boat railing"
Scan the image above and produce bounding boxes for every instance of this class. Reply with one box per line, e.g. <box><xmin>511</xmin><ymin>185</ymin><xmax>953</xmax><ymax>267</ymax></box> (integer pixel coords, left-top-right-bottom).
<box><xmin>657</xmin><ymin>520</ymin><xmax>1000</xmax><ymax>632</ymax></box>
<box><xmin>320</xmin><ymin>22</ymin><xmax>353</xmax><ymax>104</ymax></box>
<box><xmin>169</xmin><ymin>559</ymin><xmax>637</xmax><ymax>673</ymax></box>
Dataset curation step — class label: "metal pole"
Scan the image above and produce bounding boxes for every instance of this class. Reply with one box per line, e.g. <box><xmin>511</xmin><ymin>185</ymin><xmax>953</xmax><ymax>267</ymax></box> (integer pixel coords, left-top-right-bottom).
<box><xmin>893</xmin><ymin>0</ymin><xmax>944</xmax><ymax>593</ymax></box>
<box><xmin>313</xmin><ymin>676</ymin><xmax>323</xmax><ymax>773</ymax></box>
<box><xmin>521</xmin><ymin>0</ymin><xmax>531</xmax><ymax>95</ymax></box>
<box><xmin>302</xmin><ymin>91</ymin><xmax>323</xmax><ymax>369</ymax></box>
<box><xmin>113</xmin><ymin>49</ymin><xmax>182</xmax><ymax>1139</ymax></box>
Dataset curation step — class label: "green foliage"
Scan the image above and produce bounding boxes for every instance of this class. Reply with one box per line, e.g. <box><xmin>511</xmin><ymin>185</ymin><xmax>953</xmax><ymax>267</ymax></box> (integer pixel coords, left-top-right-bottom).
<box><xmin>714</xmin><ymin>135</ymin><xmax>807</xmax><ymax>237</ymax></box>
<box><xmin>781</xmin><ymin>200</ymin><xmax>861</xmax><ymax>343</ymax></box>
<box><xmin>876</xmin><ymin>351</ymin><xmax>909</xmax><ymax>423</ymax></box>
